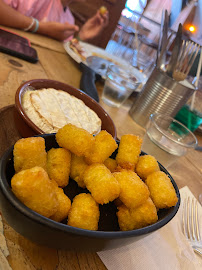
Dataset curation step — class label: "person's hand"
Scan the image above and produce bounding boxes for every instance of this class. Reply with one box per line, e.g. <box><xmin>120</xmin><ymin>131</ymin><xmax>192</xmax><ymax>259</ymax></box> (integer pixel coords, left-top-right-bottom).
<box><xmin>79</xmin><ymin>11</ymin><xmax>109</xmax><ymax>41</ymax></box>
<box><xmin>38</xmin><ymin>21</ymin><xmax>79</xmax><ymax>41</ymax></box>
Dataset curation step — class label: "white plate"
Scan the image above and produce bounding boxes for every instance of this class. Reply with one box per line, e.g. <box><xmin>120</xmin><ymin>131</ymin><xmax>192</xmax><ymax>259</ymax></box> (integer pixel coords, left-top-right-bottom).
<box><xmin>63</xmin><ymin>41</ymin><xmax>147</xmax><ymax>91</ymax></box>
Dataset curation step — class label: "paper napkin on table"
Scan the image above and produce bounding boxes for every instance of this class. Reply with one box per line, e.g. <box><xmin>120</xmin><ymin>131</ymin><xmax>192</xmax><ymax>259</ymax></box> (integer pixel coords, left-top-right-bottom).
<box><xmin>97</xmin><ymin>186</ymin><xmax>202</xmax><ymax>270</ymax></box>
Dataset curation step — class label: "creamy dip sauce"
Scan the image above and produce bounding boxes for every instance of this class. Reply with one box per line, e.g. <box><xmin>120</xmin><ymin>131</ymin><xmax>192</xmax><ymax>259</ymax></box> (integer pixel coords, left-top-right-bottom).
<box><xmin>22</xmin><ymin>88</ymin><xmax>102</xmax><ymax>135</ymax></box>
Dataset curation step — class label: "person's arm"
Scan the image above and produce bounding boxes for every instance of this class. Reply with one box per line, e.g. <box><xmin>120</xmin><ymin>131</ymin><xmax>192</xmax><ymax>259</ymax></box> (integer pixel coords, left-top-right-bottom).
<box><xmin>0</xmin><ymin>0</ymin><xmax>79</xmax><ymax>41</ymax></box>
<box><xmin>79</xmin><ymin>10</ymin><xmax>109</xmax><ymax>42</ymax></box>
<box><xmin>0</xmin><ymin>0</ymin><xmax>33</xmax><ymax>30</ymax></box>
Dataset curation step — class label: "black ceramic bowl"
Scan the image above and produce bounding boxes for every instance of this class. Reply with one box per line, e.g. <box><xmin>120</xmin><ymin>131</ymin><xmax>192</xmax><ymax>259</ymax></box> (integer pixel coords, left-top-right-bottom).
<box><xmin>0</xmin><ymin>134</ymin><xmax>180</xmax><ymax>251</ymax></box>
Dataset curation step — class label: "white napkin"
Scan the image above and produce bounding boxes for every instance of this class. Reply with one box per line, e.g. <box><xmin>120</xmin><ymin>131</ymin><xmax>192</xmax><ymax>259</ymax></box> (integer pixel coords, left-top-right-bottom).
<box><xmin>97</xmin><ymin>186</ymin><xmax>202</xmax><ymax>270</ymax></box>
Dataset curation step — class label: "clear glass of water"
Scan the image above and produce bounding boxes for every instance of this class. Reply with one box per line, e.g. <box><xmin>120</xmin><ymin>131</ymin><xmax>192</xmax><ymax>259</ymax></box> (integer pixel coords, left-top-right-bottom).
<box><xmin>141</xmin><ymin>113</ymin><xmax>198</xmax><ymax>168</ymax></box>
<box><xmin>102</xmin><ymin>64</ymin><xmax>140</xmax><ymax>108</ymax></box>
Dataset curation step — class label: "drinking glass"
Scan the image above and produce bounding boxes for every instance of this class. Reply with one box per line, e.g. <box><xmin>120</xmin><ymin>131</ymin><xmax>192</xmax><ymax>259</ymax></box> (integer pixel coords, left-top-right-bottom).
<box><xmin>131</xmin><ymin>50</ymin><xmax>155</xmax><ymax>77</ymax></box>
<box><xmin>102</xmin><ymin>64</ymin><xmax>140</xmax><ymax>108</ymax></box>
<box><xmin>141</xmin><ymin>113</ymin><xmax>198</xmax><ymax>168</ymax></box>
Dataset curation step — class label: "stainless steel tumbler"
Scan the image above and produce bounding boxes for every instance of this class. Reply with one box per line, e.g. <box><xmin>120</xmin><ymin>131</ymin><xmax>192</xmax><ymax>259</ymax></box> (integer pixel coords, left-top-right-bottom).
<box><xmin>129</xmin><ymin>67</ymin><xmax>196</xmax><ymax>128</ymax></box>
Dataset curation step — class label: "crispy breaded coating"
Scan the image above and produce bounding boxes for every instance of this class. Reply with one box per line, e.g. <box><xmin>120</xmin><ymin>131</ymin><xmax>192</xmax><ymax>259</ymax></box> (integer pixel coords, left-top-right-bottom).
<box><xmin>117</xmin><ymin>198</ymin><xmax>158</xmax><ymax>231</ymax></box>
<box><xmin>50</xmin><ymin>181</ymin><xmax>71</xmax><ymax>222</ymax></box>
<box><xmin>67</xmin><ymin>193</ymin><xmax>100</xmax><ymax>230</ymax></box>
<box><xmin>113</xmin><ymin>170</ymin><xmax>150</xmax><ymax>209</ymax></box>
<box><xmin>113</xmin><ymin>165</ymin><xmax>125</xmax><ymax>172</ymax></box>
<box><xmin>116</xmin><ymin>205</ymin><xmax>134</xmax><ymax>231</ymax></box>
<box><xmin>130</xmin><ymin>197</ymin><xmax>158</xmax><ymax>229</ymax></box>
<box><xmin>135</xmin><ymin>155</ymin><xmax>160</xmax><ymax>181</ymax></box>
<box><xmin>11</xmin><ymin>167</ymin><xmax>58</xmax><ymax>218</ymax></box>
<box><xmin>70</xmin><ymin>154</ymin><xmax>88</xmax><ymax>188</ymax></box>
<box><xmin>104</xmin><ymin>158</ymin><xmax>117</xmax><ymax>173</ymax></box>
<box><xmin>83</xmin><ymin>164</ymin><xmax>120</xmax><ymax>205</ymax></box>
<box><xmin>84</xmin><ymin>130</ymin><xmax>118</xmax><ymax>164</ymax></box>
<box><xmin>116</xmin><ymin>134</ymin><xmax>142</xmax><ymax>170</ymax></box>
<box><xmin>47</xmin><ymin>148</ymin><xmax>71</xmax><ymax>187</ymax></box>
<box><xmin>56</xmin><ymin>124</ymin><xmax>94</xmax><ymax>156</ymax></box>
<box><xmin>13</xmin><ymin>137</ymin><xmax>47</xmax><ymax>173</ymax></box>
<box><xmin>145</xmin><ymin>171</ymin><xmax>178</xmax><ymax>209</ymax></box>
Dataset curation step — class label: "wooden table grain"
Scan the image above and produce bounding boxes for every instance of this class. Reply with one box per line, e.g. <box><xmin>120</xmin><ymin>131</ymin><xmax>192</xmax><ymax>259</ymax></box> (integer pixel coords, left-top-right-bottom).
<box><xmin>0</xmin><ymin>28</ymin><xmax>201</xmax><ymax>270</ymax></box>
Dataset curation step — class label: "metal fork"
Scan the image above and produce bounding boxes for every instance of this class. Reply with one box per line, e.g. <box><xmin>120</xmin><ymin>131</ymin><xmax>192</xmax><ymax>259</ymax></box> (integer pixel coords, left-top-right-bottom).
<box><xmin>173</xmin><ymin>41</ymin><xmax>200</xmax><ymax>81</ymax></box>
<box><xmin>182</xmin><ymin>196</ymin><xmax>202</xmax><ymax>257</ymax></box>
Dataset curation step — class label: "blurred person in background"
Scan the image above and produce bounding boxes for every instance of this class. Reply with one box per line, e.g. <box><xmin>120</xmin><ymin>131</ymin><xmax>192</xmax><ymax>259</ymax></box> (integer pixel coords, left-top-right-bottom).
<box><xmin>0</xmin><ymin>0</ymin><xmax>109</xmax><ymax>41</ymax></box>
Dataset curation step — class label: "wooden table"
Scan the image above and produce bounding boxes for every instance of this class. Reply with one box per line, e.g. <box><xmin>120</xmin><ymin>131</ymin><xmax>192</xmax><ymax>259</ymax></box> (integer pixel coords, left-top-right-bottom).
<box><xmin>0</xmin><ymin>27</ymin><xmax>202</xmax><ymax>270</ymax></box>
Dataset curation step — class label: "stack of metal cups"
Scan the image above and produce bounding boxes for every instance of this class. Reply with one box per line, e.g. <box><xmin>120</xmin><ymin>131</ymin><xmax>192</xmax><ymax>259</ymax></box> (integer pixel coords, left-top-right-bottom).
<box><xmin>129</xmin><ymin>67</ymin><xmax>196</xmax><ymax>128</ymax></box>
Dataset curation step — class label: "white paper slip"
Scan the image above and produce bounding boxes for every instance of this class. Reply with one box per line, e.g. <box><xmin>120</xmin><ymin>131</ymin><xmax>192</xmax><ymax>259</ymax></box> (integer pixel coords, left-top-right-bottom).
<box><xmin>97</xmin><ymin>186</ymin><xmax>202</xmax><ymax>270</ymax></box>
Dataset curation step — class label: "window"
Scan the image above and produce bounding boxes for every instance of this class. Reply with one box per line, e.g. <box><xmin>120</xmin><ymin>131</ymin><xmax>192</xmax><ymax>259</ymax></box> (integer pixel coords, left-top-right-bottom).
<box><xmin>122</xmin><ymin>0</ymin><xmax>147</xmax><ymax>21</ymax></box>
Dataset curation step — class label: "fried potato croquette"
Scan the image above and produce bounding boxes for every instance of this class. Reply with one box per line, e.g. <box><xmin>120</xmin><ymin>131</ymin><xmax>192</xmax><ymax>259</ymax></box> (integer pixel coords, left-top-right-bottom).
<box><xmin>104</xmin><ymin>158</ymin><xmax>117</xmax><ymax>173</ymax></box>
<box><xmin>116</xmin><ymin>204</ymin><xmax>134</xmax><ymax>231</ymax></box>
<box><xmin>135</xmin><ymin>155</ymin><xmax>160</xmax><ymax>180</ymax></box>
<box><xmin>113</xmin><ymin>170</ymin><xmax>150</xmax><ymax>209</ymax></box>
<box><xmin>85</xmin><ymin>130</ymin><xmax>118</xmax><ymax>164</ymax></box>
<box><xmin>70</xmin><ymin>154</ymin><xmax>88</xmax><ymax>188</ymax></box>
<box><xmin>56</xmin><ymin>124</ymin><xmax>94</xmax><ymax>156</ymax></box>
<box><xmin>117</xmin><ymin>198</ymin><xmax>158</xmax><ymax>231</ymax></box>
<box><xmin>47</xmin><ymin>148</ymin><xmax>71</xmax><ymax>187</ymax></box>
<box><xmin>116</xmin><ymin>134</ymin><xmax>142</xmax><ymax>170</ymax></box>
<box><xmin>83</xmin><ymin>164</ymin><xmax>120</xmax><ymax>204</ymax></box>
<box><xmin>13</xmin><ymin>137</ymin><xmax>47</xmax><ymax>173</ymax></box>
<box><xmin>11</xmin><ymin>167</ymin><xmax>58</xmax><ymax>218</ymax></box>
<box><xmin>145</xmin><ymin>171</ymin><xmax>178</xmax><ymax>209</ymax></box>
<box><xmin>99</xmin><ymin>6</ymin><xmax>107</xmax><ymax>15</ymax></box>
<box><xmin>50</xmin><ymin>181</ymin><xmax>71</xmax><ymax>222</ymax></box>
<box><xmin>67</xmin><ymin>193</ymin><xmax>100</xmax><ymax>230</ymax></box>
<box><xmin>11</xmin><ymin>130</ymin><xmax>178</xmax><ymax>231</ymax></box>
